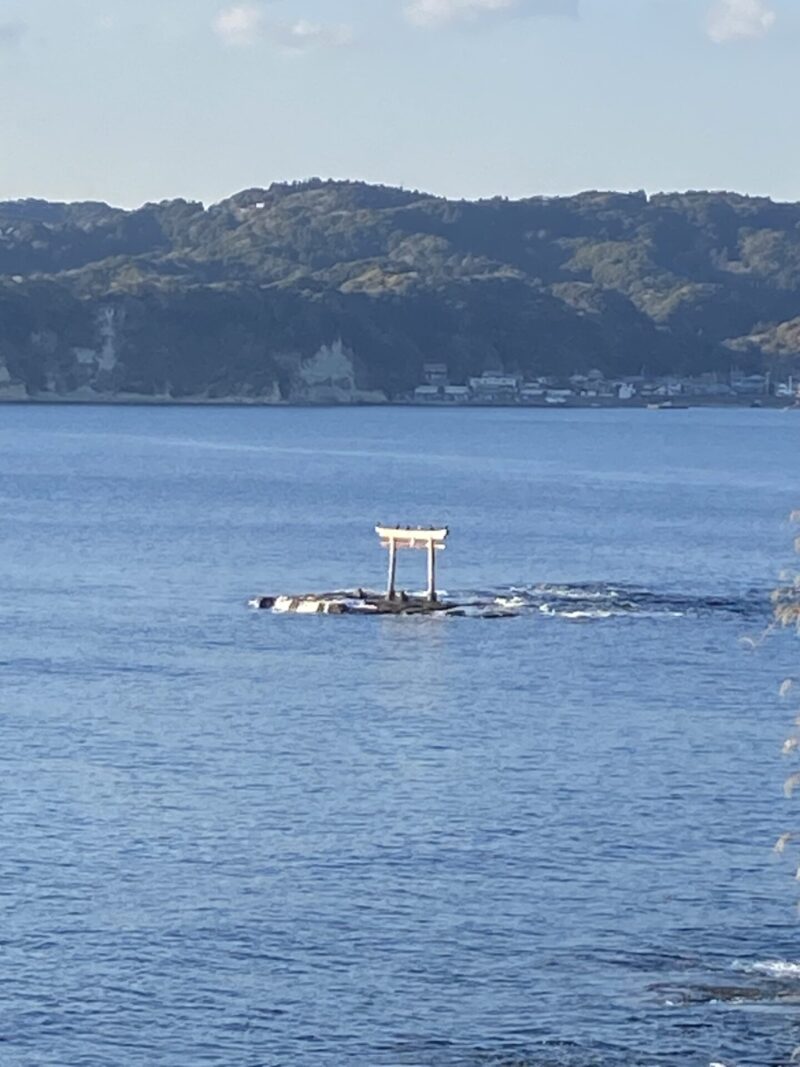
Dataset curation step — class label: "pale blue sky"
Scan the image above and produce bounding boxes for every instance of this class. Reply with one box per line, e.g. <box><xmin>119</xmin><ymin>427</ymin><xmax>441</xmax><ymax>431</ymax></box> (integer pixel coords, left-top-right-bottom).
<box><xmin>0</xmin><ymin>0</ymin><xmax>796</xmax><ymax>206</ymax></box>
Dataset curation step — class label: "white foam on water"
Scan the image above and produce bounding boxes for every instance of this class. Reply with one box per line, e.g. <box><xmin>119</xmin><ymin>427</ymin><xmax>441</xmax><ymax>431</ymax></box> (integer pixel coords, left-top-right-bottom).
<box><xmin>560</xmin><ymin>609</ymin><xmax>617</xmax><ymax>619</ymax></box>
<box><xmin>538</xmin><ymin>603</ymin><xmax>617</xmax><ymax>619</ymax></box>
<box><xmin>533</xmin><ymin>584</ymin><xmax>617</xmax><ymax>600</ymax></box>
<box><xmin>734</xmin><ymin>959</ymin><xmax>800</xmax><ymax>978</ymax></box>
<box><xmin>494</xmin><ymin>595</ymin><xmax>527</xmax><ymax>608</ymax></box>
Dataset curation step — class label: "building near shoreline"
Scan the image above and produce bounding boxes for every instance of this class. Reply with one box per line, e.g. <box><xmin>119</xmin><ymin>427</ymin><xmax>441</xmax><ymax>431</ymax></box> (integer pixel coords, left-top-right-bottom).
<box><xmin>413</xmin><ymin>385</ymin><xmax>441</xmax><ymax>402</ymax></box>
<box><xmin>468</xmin><ymin>373</ymin><xmax>522</xmax><ymax>401</ymax></box>
<box><xmin>520</xmin><ymin>383</ymin><xmax>546</xmax><ymax>401</ymax></box>
<box><xmin>410</xmin><ymin>364</ymin><xmax>800</xmax><ymax>405</ymax></box>
<box><xmin>422</xmin><ymin>363</ymin><xmax>449</xmax><ymax>386</ymax></box>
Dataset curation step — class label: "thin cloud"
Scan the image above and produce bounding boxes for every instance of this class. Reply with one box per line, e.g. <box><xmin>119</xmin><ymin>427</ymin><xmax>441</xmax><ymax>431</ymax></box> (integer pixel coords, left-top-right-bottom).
<box><xmin>213</xmin><ymin>4</ymin><xmax>265</xmax><ymax>47</ymax></box>
<box><xmin>706</xmin><ymin>0</ymin><xmax>776</xmax><ymax>43</ymax></box>
<box><xmin>404</xmin><ymin>0</ymin><xmax>577</xmax><ymax>29</ymax></box>
<box><xmin>213</xmin><ymin>5</ymin><xmax>352</xmax><ymax>50</ymax></box>
<box><xmin>405</xmin><ymin>0</ymin><xmax>514</xmax><ymax>28</ymax></box>
<box><xmin>271</xmin><ymin>19</ymin><xmax>354</xmax><ymax>51</ymax></box>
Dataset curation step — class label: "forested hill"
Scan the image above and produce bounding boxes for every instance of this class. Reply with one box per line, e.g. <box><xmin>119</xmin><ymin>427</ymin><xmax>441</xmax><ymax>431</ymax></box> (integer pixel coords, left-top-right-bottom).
<box><xmin>1</xmin><ymin>179</ymin><xmax>799</xmax><ymax>402</ymax></box>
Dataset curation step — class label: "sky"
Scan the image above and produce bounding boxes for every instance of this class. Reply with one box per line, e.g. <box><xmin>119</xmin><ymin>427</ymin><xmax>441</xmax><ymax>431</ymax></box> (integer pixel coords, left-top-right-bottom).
<box><xmin>0</xmin><ymin>0</ymin><xmax>797</xmax><ymax>207</ymax></box>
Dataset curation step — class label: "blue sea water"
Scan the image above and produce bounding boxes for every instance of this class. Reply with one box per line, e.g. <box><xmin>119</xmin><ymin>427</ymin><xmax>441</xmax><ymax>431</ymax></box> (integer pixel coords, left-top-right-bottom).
<box><xmin>1</xmin><ymin>404</ymin><xmax>800</xmax><ymax>1067</ymax></box>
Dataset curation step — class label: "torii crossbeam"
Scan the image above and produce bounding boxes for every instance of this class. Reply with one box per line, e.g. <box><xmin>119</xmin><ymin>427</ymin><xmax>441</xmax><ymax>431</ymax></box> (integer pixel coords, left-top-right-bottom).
<box><xmin>375</xmin><ymin>525</ymin><xmax>449</xmax><ymax>603</ymax></box>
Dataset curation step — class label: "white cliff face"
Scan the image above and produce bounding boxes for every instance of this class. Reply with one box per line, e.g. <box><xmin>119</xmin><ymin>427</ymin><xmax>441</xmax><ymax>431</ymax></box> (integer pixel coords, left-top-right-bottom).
<box><xmin>259</xmin><ymin>380</ymin><xmax>283</xmax><ymax>404</ymax></box>
<box><xmin>0</xmin><ymin>358</ymin><xmax>28</xmax><ymax>400</ymax></box>
<box><xmin>295</xmin><ymin>339</ymin><xmax>386</xmax><ymax>403</ymax></box>
<box><xmin>97</xmin><ymin>306</ymin><xmax>121</xmax><ymax>372</ymax></box>
<box><xmin>68</xmin><ymin>306</ymin><xmax>122</xmax><ymax>377</ymax></box>
<box><xmin>299</xmin><ymin>339</ymin><xmax>355</xmax><ymax>392</ymax></box>
<box><xmin>64</xmin><ymin>307</ymin><xmax>122</xmax><ymax>394</ymax></box>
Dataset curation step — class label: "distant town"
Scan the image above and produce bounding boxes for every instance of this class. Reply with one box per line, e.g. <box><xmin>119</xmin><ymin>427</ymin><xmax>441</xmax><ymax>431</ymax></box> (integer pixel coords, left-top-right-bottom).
<box><xmin>409</xmin><ymin>364</ymin><xmax>800</xmax><ymax>408</ymax></box>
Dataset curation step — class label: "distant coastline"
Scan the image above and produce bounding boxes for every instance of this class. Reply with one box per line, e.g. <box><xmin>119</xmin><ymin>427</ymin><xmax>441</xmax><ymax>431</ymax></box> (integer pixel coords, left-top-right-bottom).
<box><xmin>2</xmin><ymin>182</ymin><xmax>800</xmax><ymax>410</ymax></box>
<box><xmin>1</xmin><ymin>394</ymin><xmax>797</xmax><ymax>411</ymax></box>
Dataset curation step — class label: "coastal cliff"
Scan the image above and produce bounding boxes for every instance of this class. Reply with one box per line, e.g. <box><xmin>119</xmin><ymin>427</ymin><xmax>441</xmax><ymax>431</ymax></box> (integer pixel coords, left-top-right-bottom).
<box><xmin>1</xmin><ymin>180</ymin><xmax>799</xmax><ymax>403</ymax></box>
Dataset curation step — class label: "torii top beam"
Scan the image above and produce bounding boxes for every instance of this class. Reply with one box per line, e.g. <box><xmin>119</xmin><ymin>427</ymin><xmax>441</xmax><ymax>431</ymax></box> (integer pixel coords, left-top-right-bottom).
<box><xmin>375</xmin><ymin>526</ymin><xmax>449</xmax><ymax>548</ymax></box>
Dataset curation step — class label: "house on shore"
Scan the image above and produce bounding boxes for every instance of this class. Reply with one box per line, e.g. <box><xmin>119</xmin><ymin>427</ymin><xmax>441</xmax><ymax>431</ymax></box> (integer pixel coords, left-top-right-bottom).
<box><xmin>422</xmin><ymin>363</ymin><xmax>449</xmax><ymax>386</ymax></box>
<box><xmin>413</xmin><ymin>385</ymin><xmax>441</xmax><ymax>403</ymax></box>
<box><xmin>468</xmin><ymin>372</ymin><xmax>521</xmax><ymax>402</ymax></box>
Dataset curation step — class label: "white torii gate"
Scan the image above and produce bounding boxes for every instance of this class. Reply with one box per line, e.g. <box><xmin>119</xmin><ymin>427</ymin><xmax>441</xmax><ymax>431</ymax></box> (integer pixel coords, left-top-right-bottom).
<box><xmin>375</xmin><ymin>525</ymin><xmax>449</xmax><ymax>603</ymax></box>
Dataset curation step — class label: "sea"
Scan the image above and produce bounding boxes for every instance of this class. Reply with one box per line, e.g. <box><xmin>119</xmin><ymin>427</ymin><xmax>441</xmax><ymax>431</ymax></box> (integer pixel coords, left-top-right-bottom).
<box><xmin>1</xmin><ymin>404</ymin><xmax>800</xmax><ymax>1067</ymax></box>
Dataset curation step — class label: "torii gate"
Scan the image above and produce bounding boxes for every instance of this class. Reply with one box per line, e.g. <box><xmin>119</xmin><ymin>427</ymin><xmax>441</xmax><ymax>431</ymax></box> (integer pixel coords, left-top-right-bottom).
<box><xmin>375</xmin><ymin>525</ymin><xmax>449</xmax><ymax>603</ymax></box>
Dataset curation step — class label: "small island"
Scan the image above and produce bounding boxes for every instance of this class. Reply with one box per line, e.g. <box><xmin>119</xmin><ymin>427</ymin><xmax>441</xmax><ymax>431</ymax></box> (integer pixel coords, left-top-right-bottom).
<box><xmin>251</xmin><ymin>525</ymin><xmax>455</xmax><ymax>617</ymax></box>
<box><xmin>250</xmin><ymin>524</ymin><xmax>517</xmax><ymax>618</ymax></box>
